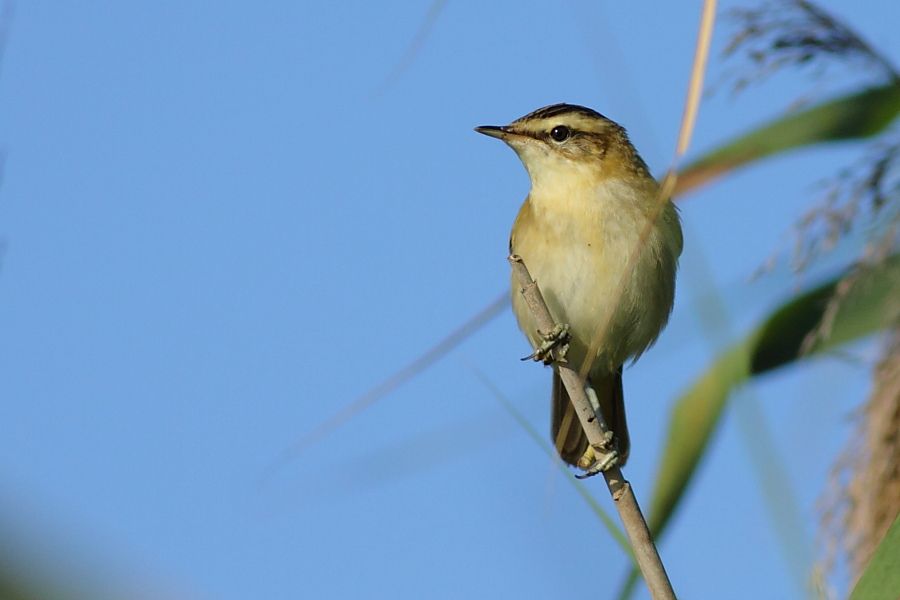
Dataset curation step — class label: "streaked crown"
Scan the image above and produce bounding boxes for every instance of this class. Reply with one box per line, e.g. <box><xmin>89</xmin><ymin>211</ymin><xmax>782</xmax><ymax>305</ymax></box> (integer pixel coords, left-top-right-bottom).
<box><xmin>476</xmin><ymin>103</ymin><xmax>650</xmax><ymax>181</ymax></box>
<box><xmin>512</xmin><ymin>103</ymin><xmax>618</xmax><ymax>137</ymax></box>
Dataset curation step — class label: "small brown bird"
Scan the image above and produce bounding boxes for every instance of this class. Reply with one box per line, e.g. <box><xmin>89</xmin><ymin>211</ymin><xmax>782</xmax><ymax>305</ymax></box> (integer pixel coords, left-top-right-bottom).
<box><xmin>476</xmin><ymin>104</ymin><xmax>682</xmax><ymax>470</ymax></box>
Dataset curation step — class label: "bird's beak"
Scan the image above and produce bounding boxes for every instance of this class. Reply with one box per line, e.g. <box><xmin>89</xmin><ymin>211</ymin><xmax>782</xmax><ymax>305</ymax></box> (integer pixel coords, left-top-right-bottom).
<box><xmin>474</xmin><ymin>125</ymin><xmax>512</xmax><ymax>140</ymax></box>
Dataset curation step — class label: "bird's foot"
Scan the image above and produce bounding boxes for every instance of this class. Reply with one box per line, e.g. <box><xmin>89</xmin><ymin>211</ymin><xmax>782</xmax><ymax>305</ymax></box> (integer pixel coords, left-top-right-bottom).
<box><xmin>521</xmin><ymin>323</ymin><xmax>571</xmax><ymax>365</ymax></box>
<box><xmin>574</xmin><ymin>385</ymin><xmax>619</xmax><ymax>479</ymax></box>
<box><xmin>575</xmin><ymin>446</ymin><xmax>619</xmax><ymax>479</ymax></box>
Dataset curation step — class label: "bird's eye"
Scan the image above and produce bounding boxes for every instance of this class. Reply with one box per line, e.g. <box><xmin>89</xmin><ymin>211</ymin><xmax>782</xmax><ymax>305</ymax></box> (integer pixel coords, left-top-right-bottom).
<box><xmin>550</xmin><ymin>125</ymin><xmax>570</xmax><ymax>142</ymax></box>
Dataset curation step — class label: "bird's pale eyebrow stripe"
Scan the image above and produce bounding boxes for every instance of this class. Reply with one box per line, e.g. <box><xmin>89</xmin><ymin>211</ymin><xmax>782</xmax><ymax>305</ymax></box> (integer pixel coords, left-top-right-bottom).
<box><xmin>520</xmin><ymin>103</ymin><xmax>607</xmax><ymax>122</ymax></box>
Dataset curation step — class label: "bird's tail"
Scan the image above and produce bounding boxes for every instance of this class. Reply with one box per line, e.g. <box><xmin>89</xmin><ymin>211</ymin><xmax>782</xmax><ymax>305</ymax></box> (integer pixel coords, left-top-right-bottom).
<box><xmin>550</xmin><ymin>367</ymin><xmax>629</xmax><ymax>469</ymax></box>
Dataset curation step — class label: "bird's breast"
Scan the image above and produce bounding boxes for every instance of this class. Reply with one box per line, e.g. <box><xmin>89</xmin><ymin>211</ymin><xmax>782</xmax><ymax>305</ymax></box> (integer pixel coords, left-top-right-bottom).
<box><xmin>509</xmin><ymin>182</ymin><xmax>678</xmax><ymax>372</ymax></box>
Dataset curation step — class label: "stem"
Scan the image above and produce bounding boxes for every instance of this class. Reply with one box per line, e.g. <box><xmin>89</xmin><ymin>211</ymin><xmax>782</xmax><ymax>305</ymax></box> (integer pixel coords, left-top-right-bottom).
<box><xmin>509</xmin><ymin>255</ymin><xmax>677</xmax><ymax>600</ymax></box>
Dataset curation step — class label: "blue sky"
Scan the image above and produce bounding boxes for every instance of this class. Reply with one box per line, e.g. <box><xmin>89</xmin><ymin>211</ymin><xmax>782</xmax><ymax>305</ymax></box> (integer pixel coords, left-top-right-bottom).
<box><xmin>0</xmin><ymin>1</ymin><xmax>896</xmax><ymax>598</ymax></box>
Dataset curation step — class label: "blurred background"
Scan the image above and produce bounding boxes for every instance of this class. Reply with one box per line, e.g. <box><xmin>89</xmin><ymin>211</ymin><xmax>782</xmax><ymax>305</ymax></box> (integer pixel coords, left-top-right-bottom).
<box><xmin>0</xmin><ymin>1</ymin><xmax>898</xmax><ymax>599</ymax></box>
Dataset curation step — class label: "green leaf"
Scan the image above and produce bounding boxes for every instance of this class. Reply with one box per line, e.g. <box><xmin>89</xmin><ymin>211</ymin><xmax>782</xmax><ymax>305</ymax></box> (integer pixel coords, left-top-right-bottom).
<box><xmin>645</xmin><ymin>332</ymin><xmax>750</xmax><ymax>535</ymax></box>
<box><xmin>616</xmin><ymin>257</ymin><xmax>900</xmax><ymax>599</ymax></box>
<box><xmin>650</xmin><ymin>257</ymin><xmax>898</xmax><ymax>537</ymax></box>
<box><xmin>674</xmin><ymin>83</ymin><xmax>900</xmax><ymax>196</ymax></box>
<box><xmin>849</xmin><ymin>512</ymin><xmax>900</xmax><ymax>600</ymax></box>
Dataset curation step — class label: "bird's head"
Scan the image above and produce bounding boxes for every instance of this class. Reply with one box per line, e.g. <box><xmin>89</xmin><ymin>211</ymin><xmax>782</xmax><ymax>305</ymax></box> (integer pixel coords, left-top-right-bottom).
<box><xmin>476</xmin><ymin>103</ymin><xmax>651</xmax><ymax>193</ymax></box>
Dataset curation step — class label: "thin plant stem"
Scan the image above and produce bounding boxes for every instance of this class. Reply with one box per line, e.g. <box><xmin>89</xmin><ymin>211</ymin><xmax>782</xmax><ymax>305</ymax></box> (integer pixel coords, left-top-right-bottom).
<box><xmin>509</xmin><ymin>255</ymin><xmax>676</xmax><ymax>600</ymax></box>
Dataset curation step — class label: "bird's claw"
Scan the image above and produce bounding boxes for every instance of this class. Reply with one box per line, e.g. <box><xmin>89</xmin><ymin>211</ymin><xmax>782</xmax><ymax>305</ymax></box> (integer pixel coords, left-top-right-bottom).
<box><xmin>575</xmin><ymin>448</ymin><xmax>619</xmax><ymax>479</ymax></box>
<box><xmin>521</xmin><ymin>323</ymin><xmax>571</xmax><ymax>365</ymax></box>
<box><xmin>574</xmin><ymin>421</ymin><xmax>618</xmax><ymax>479</ymax></box>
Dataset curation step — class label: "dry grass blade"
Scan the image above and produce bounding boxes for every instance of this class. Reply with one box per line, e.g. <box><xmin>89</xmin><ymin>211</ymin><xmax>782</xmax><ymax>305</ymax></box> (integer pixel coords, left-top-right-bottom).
<box><xmin>259</xmin><ymin>292</ymin><xmax>508</xmax><ymax>484</ymax></box>
<box><xmin>579</xmin><ymin>0</ymin><xmax>717</xmax><ymax>379</ymax></box>
<box><xmin>819</xmin><ymin>329</ymin><xmax>900</xmax><ymax>596</ymax></box>
<box><xmin>373</xmin><ymin>0</ymin><xmax>448</xmax><ymax>96</ymax></box>
<box><xmin>676</xmin><ymin>0</ymin><xmax>717</xmax><ymax>159</ymax></box>
<box><xmin>849</xmin><ymin>331</ymin><xmax>900</xmax><ymax>578</ymax></box>
<box><xmin>720</xmin><ymin>0</ymin><xmax>898</xmax><ymax>94</ymax></box>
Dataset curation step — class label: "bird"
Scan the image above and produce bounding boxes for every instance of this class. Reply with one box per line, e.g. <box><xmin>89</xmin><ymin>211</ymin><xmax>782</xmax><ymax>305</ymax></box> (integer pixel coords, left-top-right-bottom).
<box><xmin>476</xmin><ymin>103</ymin><xmax>682</xmax><ymax>471</ymax></box>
